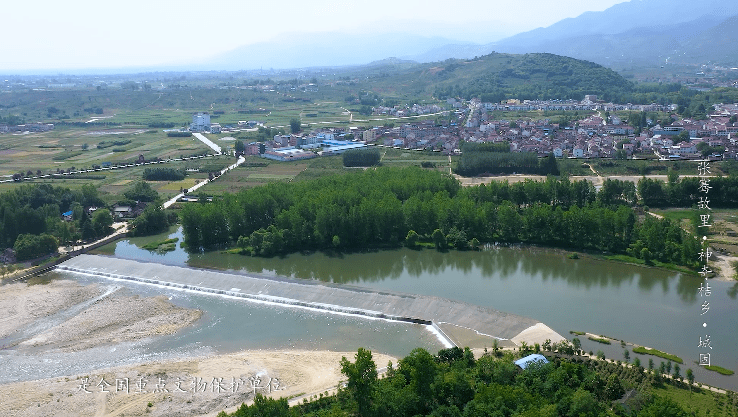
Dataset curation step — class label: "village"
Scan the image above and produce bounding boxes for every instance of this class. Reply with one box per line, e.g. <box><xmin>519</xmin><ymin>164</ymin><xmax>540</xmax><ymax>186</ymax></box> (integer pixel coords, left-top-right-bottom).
<box><xmin>227</xmin><ymin>96</ymin><xmax>738</xmax><ymax>162</ymax></box>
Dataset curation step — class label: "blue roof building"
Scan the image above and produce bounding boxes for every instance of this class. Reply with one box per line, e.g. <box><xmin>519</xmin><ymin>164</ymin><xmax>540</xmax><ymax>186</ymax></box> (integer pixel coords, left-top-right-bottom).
<box><xmin>514</xmin><ymin>354</ymin><xmax>549</xmax><ymax>370</ymax></box>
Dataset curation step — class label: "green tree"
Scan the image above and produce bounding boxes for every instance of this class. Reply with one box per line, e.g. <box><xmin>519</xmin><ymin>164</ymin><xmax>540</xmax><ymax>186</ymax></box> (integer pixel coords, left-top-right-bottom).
<box><xmin>81</xmin><ymin>220</ymin><xmax>95</xmax><ymax>241</ymax></box>
<box><xmin>638</xmin><ymin>396</ymin><xmax>689</xmax><ymax>417</ymax></box>
<box><xmin>400</xmin><ymin>348</ymin><xmax>437</xmax><ymax>412</ymax></box>
<box><xmin>290</xmin><ymin>118</ymin><xmax>301</xmax><ymax>134</ymax></box>
<box><xmin>568</xmin><ymin>388</ymin><xmax>600</xmax><ymax>417</ymax></box>
<box><xmin>91</xmin><ymin>209</ymin><xmax>113</xmax><ymax>237</ymax></box>
<box><xmin>229</xmin><ymin>394</ymin><xmax>291</xmax><ymax>417</ymax></box>
<box><xmin>124</xmin><ymin>181</ymin><xmax>158</xmax><ymax>202</ymax></box>
<box><xmin>130</xmin><ymin>206</ymin><xmax>170</xmax><ymax>237</ymax></box>
<box><xmin>432</xmin><ymin>228</ymin><xmax>446</xmax><ymax>249</ymax></box>
<box><xmin>572</xmin><ymin>337</ymin><xmax>581</xmax><ymax>354</ymax></box>
<box><xmin>340</xmin><ymin>348</ymin><xmax>377</xmax><ymax>417</ymax></box>
<box><xmin>469</xmin><ymin>237</ymin><xmax>480</xmax><ymax>250</ymax></box>
<box><xmin>604</xmin><ymin>374</ymin><xmax>624</xmax><ymax>400</ymax></box>
<box><xmin>405</xmin><ymin>230</ymin><xmax>419</xmax><ymax>247</ymax></box>
<box><xmin>445</xmin><ymin>227</ymin><xmax>468</xmax><ymax>249</ymax></box>
<box><xmin>686</xmin><ymin>368</ymin><xmax>694</xmax><ymax>390</ymax></box>
<box><xmin>13</xmin><ymin>233</ymin><xmax>58</xmax><ymax>261</ymax></box>
<box><xmin>234</xmin><ymin>140</ymin><xmax>245</xmax><ymax>156</ymax></box>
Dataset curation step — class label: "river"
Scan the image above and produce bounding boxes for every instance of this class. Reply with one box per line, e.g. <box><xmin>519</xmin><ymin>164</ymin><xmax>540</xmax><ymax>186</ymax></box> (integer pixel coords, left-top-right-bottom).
<box><xmin>77</xmin><ymin>227</ymin><xmax>738</xmax><ymax>390</ymax></box>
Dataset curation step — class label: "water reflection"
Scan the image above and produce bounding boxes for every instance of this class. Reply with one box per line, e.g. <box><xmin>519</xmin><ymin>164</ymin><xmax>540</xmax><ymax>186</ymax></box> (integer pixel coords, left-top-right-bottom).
<box><xmin>728</xmin><ymin>282</ymin><xmax>738</xmax><ymax>300</ymax></box>
<box><xmin>101</xmin><ymin>229</ymin><xmax>708</xmax><ymax>305</ymax></box>
<box><xmin>187</xmin><ymin>247</ymin><xmax>696</xmax><ymax>300</ymax></box>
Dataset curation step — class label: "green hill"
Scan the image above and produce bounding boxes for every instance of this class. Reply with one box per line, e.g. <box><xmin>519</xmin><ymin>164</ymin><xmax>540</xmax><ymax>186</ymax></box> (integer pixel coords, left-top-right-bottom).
<box><xmin>422</xmin><ymin>52</ymin><xmax>633</xmax><ymax>102</ymax></box>
<box><xmin>360</xmin><ymin>52</ymin><xmax>634</xmax><ymax>103</ymax></box>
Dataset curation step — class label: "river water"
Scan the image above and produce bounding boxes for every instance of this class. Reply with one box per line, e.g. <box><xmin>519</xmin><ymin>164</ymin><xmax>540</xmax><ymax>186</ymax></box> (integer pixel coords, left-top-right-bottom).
<box><xmin>45</xmin><ymin>227</ymin><xmax>738</xmax><ymax>390</ymax></box>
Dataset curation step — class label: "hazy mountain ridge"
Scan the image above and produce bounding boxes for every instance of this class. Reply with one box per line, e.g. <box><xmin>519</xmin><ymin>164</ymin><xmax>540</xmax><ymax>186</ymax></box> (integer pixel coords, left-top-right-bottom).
<box><xmin>203</xmin><ymin>32</ymin><xmax>466</xmax><ymax>70</ymax></box>
<box><xmin>489</xmin><ymin>0</ymin><xmax>738</xmax><ymax>67</ymax></box>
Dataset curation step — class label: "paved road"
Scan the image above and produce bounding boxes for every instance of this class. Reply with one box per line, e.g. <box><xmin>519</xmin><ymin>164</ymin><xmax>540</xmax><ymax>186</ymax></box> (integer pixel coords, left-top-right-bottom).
<box><xmin>192</xmin><ymin>132</ymin><xmax>222</xmax><ymax>154</ymax></box>
<box><xmin>162</xmin><ymin>156</ymin><xmax>245</xmax><ymax>208</ymax></box>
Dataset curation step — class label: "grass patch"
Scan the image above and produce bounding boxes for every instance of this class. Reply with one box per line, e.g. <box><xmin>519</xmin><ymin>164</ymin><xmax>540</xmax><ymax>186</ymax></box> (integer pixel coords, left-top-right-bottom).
<box><xmin>587</xmin><ymin>336</ymin><xmax>611</xmax><ymax>344</ymax></box>
<box><xmin>52</xmin><ymin>150</ymin><xmax>84</xmax><ymax>160</ymax></box>
<box><xmin>247</xmin><ymin>173</ymin><xmax>295</xmax><ymax>180</ymax></box>
<box><xmin>598</xmin><ymin>253</ymin><xmax>697</xmax><ymax>275</ymax></box>
<box><xmin>159</xmin><ymin>178</ymin><xmax>198</xmax><ymax>191</ymax></box>
<box><xmin>653</xmin><ymin>383</ymin><xmax>734</xmax><ymax>417</ymax></box>
<box><xmin>704</xmin><ymin>365</ymin><xmax>734</xmax><ymax>375</ymax></box>
<box><xmin>141</xmin><ymin>238</ymin><xmax>179</xmax><ymax>253</ymax></box>
<box><xmin>570</xmin><ymin>331</ymin><xmax>585</xmax><ymax>336</ymax></box>
<box><xmin>632</xmin><ymin>346</ymin><xmax>683</xmax><ymax>364</ymax></box>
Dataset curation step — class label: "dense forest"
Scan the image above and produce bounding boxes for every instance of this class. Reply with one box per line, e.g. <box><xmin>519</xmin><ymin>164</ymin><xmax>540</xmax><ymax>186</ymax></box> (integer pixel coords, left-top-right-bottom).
<box><xmin>343</xmin><ymin>149</ymin><xmax>381</xmax><ymax>167</ymax></box>
<box><xmin>455</xmin><ymin>142</ymin><xmax>559</xmax><ymax>176</ymax></box>
<box><xmin>220</xmin><ymin>346</ymin><xmax>737</xmax><ymax>417</ymax></box>
<box><xmin>0</xmin><ymin>184</ymin><xmax>114</xmax><ymax>260</ymax></box>
<box><xmin>638</xmin><ymin>175</ymin><xmax>738</xmax><ymax>208</ymax></box>
<box><xmin>180</xmin><ymin>168</ymin><xmax>700</xmax><ymax>268</ymax></box>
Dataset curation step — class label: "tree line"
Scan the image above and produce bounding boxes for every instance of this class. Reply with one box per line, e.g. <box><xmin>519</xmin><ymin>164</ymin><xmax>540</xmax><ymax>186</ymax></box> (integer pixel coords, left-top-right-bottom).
<box><xmin>638</xmin><ymin>174</ymin><xmax>738</xmax><ymax>209</ymax></box>
<box><xmin>455</xmin><ymin>141</ymin><xmax>560</xmax><ymax>177</ymax></box>
<box><xmin>343</xmin><ymin>148</ymin><xmax>381</xmax><ymax>167</ymax></box>
<box><xmin>221</xmin><ymin>346</ymin><xmax>721</xmax><ymax>417</ymax></box>
<box><xmin>180</xmin><ymin>168</ymin><xmax>700</xmax><ymax>268</ymax></box>
<box><xmin>142</xmin><ymin>167</ymin><xmax>186</xmax><ymax>181</ymax></box>
<box><xmin>0</xmin><ymin>184</ymin><xmax>113</xmax><ymax>261</ymax></box>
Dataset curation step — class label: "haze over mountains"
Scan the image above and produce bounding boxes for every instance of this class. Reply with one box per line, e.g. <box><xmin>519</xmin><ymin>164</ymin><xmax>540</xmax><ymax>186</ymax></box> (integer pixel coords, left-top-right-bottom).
<box><xmin>488</xmin><ymin>0</ymin><xmax>738</xmax><ymax>68</ymax></box>
<box><xmin>198</xmin><ymin>0</ymin><xmax>738</xmax><ymax>71</ymax></box>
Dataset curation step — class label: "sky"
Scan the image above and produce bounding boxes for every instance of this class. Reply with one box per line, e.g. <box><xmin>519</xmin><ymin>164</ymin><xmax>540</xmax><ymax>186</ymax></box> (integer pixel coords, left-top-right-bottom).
<box><xmin>2</xmin><ymin>0</ymin><xmax>629</xmax><ymax>72</ymax></box>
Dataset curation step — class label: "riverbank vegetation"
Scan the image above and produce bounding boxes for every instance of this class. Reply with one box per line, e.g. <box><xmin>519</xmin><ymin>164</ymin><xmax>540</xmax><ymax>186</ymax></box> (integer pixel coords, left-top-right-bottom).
<box><xmin>180</xmin><ymin>167</ymin><xmax>701</xmax><ymax>270</ymax></box>
<box><xmin>705</xmin><ymin>365</ymin><xmax>735</xmax><ymax>376</ymax></box>
<box><xmin>220</xmin><ymin>346</ymin><xmax>738</xmax><ymax>417</ymax></box>
<box><xmin>638</xmin><ymin>175</ymin><xmax>738</xmax><ymax>209</ymax></box>
<box><xmin>140</xmin><ymin>237</ymin><xmax>179</xmax><ymax>253</ymax></box>
<box><xmin>0</xmin><ymin>184</ymin><xmax>112</xmax><ymax>256</ymax></box>
<box><xmin>632</xmin><ymin>347</ymin><xmax>684</xmax><ymax>365</ymax></box>
<box><xmin>588</xmin><ymin>336</ymin><xmax>613</xmax><ymax>345</ymax></box>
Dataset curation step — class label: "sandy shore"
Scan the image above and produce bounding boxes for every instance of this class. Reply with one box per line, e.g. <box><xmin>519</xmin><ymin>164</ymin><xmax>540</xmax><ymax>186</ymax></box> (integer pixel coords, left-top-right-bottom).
<box><xmin>0</xmin><ymin>349</ymin><xmax>397</xmax><ymax>417</ymax></box>
<box><xmin>0</xmin><ymin>280</ymin><xmax>102</xmax><ymax>340</ymax></box>
<box><xmin>1</xmin><ymin>280</ymin><xmax>201</xmax><ymax>352</ymax></box>
<box><xmin>0</xmin><ymin>278</ymin><xmax>400</xmax><ymax>416</ymax></box>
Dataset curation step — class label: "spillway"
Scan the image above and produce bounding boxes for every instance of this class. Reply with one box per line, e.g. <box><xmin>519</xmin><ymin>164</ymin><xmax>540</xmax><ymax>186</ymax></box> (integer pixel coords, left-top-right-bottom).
<box><xmin>57</xmin><ymin>254</ymin><xmax>564</xmax><ymax>347</ymax></box>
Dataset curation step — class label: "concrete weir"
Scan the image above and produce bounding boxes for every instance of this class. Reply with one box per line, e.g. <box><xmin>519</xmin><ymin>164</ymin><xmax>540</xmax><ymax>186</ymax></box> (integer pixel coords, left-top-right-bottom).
<box><xmin>57</xmin><ymin>255</ymin><xmax>565</xmax><ymax>347</ymax></box>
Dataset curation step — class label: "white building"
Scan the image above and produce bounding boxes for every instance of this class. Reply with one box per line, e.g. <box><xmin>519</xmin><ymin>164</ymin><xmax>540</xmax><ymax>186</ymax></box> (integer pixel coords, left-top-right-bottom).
<box><xmin>191</xmin><ymin>112</ymin><xmax>211</xmax><ymax>132</ymax></box>
<box><xmin>363</xmin><ymin>129</ymin><xmax>376</xmax><ymax>142</ymax></box>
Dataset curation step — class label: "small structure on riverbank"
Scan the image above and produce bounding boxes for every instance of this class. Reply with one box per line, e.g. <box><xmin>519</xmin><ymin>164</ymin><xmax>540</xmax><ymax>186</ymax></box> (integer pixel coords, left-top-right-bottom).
<box><xmin>515</xmin><ymin>354</ymin><xmax>549</xmax><ymax>370</ymax></box>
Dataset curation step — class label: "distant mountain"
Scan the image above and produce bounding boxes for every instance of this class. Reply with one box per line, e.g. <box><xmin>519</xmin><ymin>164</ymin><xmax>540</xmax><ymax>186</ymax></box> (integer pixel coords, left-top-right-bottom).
<box><xmin>677</xmin><ymin>14</ymin><xmax>738</xmax><ymax>64</ymax></box>
<box><xmin>200</xmin><ymin>32</ymin><xmax>466</xmax><ymax>70</ymax></box>
<box><xmin>489</xmin><ymin>0</ymin><xmax>738</xmax><ymax>67</ymax></box>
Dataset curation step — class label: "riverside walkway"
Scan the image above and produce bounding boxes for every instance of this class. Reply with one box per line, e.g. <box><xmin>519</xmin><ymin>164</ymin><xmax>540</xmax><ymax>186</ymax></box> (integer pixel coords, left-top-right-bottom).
<box><xmin>58</xmin><ymin>255</ymin><xmax>564</xmax><ymax>347</ymax></box>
